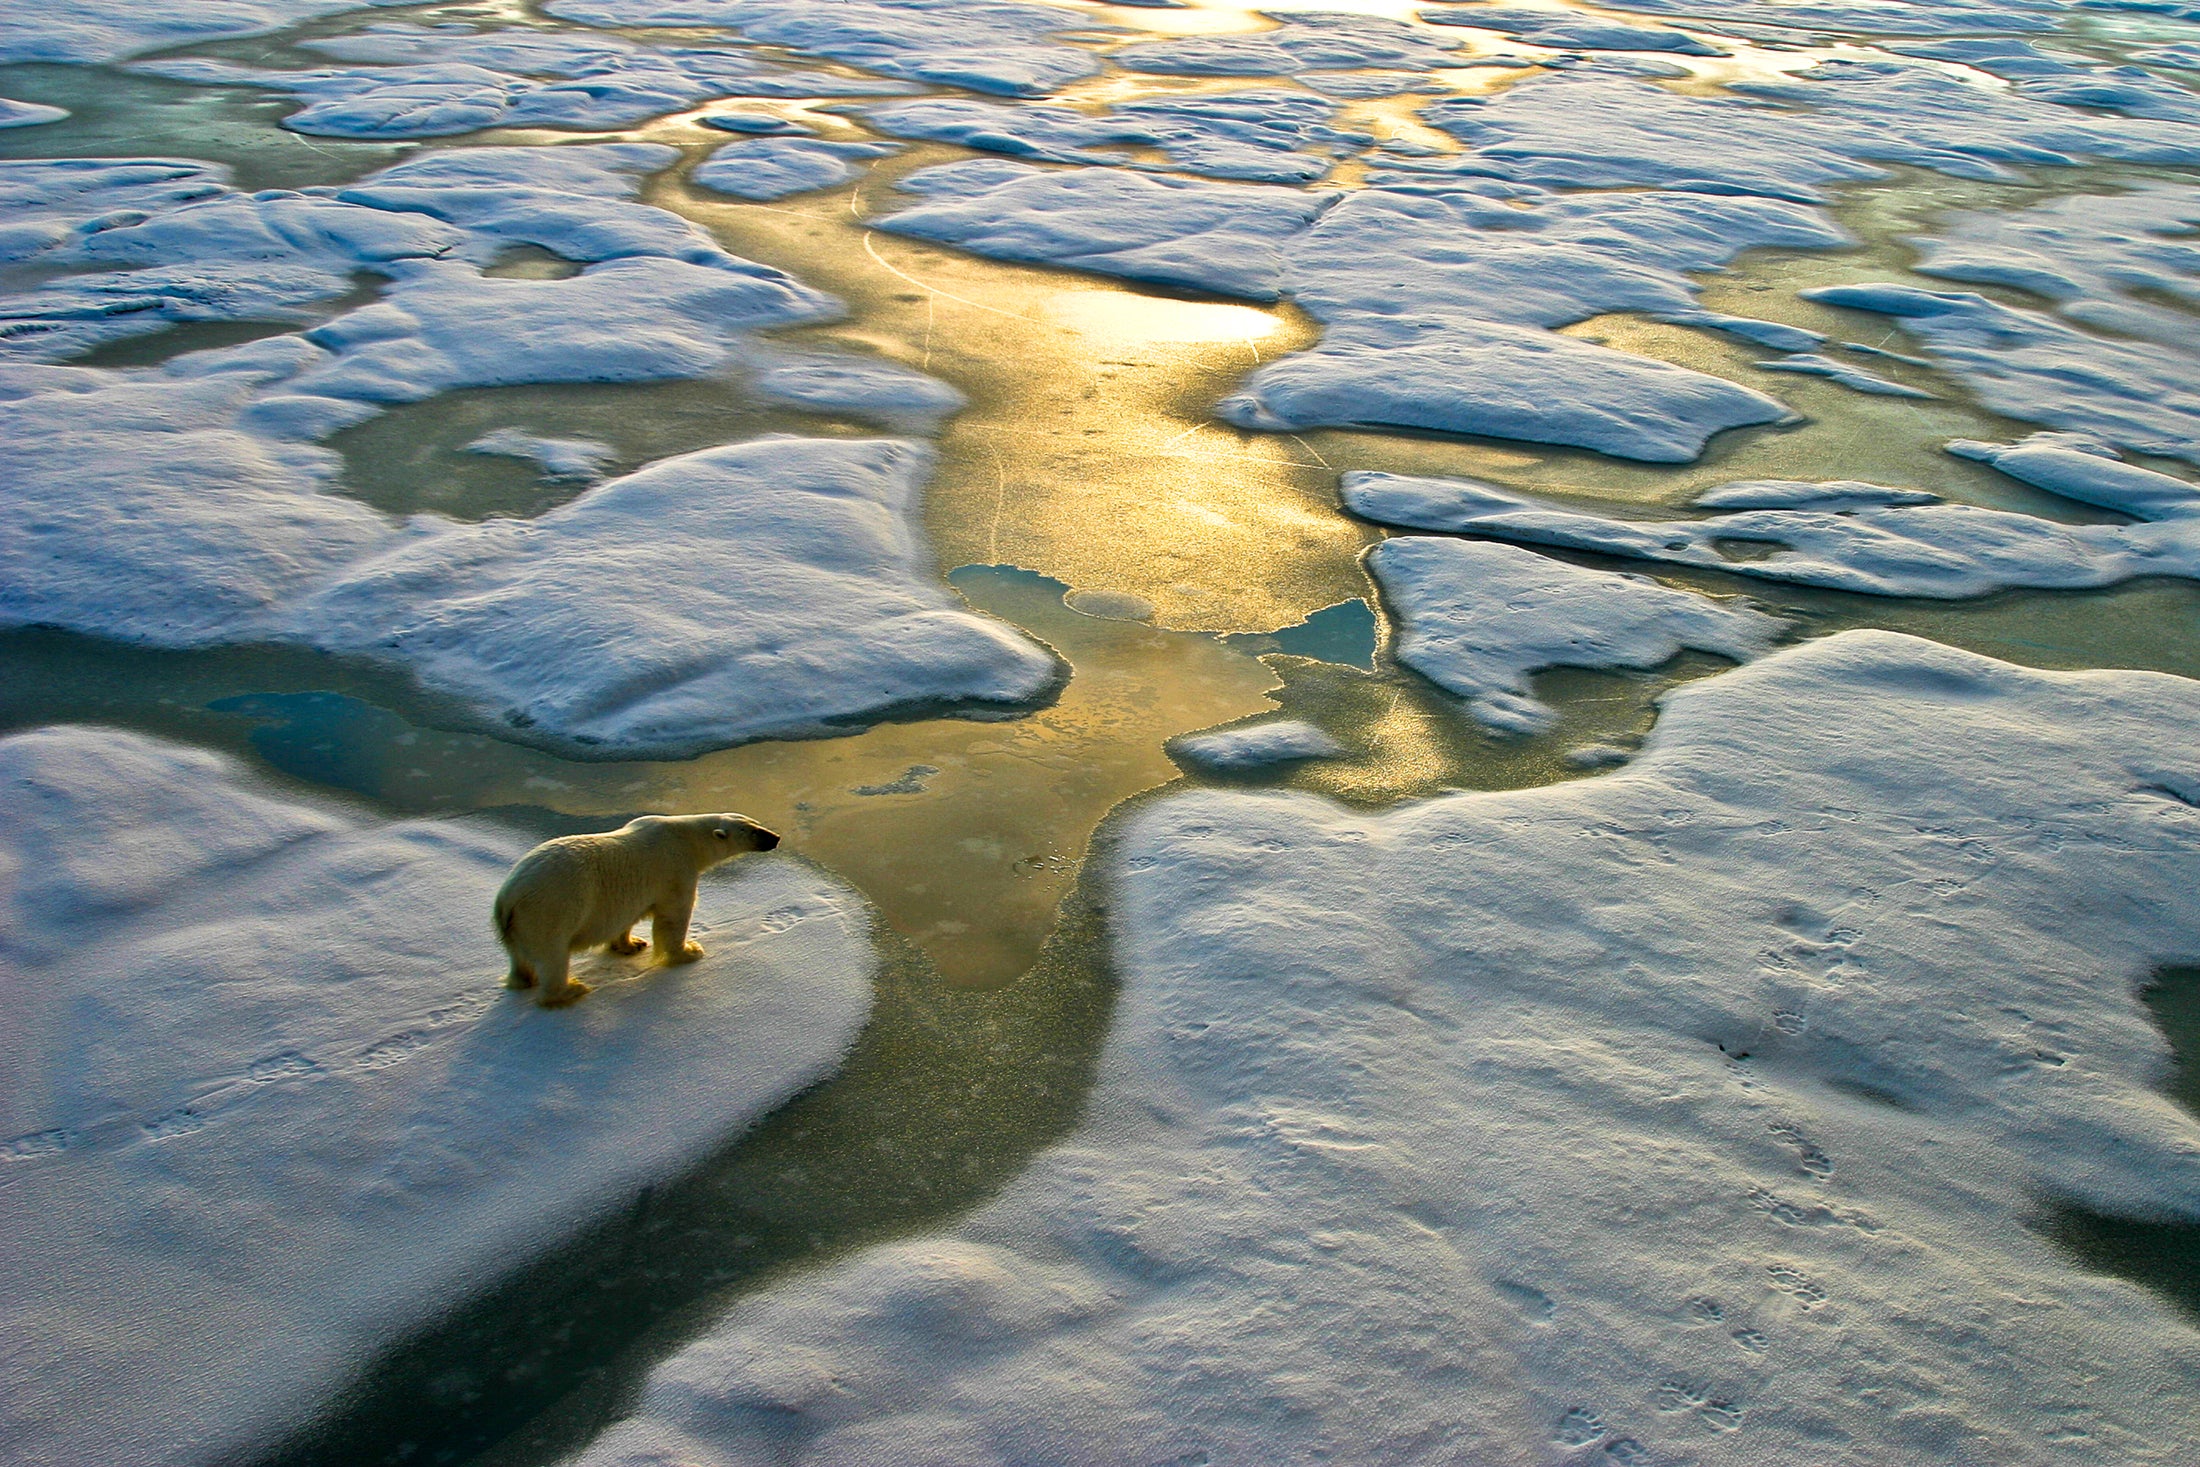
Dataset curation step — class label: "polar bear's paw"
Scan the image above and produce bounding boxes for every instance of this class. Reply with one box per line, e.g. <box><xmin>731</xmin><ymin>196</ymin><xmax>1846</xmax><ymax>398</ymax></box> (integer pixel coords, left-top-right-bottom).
<box><xmin>607</xmin><ymin>932</ymin><xmax>647</xmax><ymax>955</ymax></box>
<box><xmin>539</xmin><ymin>979</ymin><xmax>594</xmax><ymax>1008</ymax></box>
<box><xmin>669</xmin><ymin>942</ymin><xmax>706</xmax><ymax>964</ymax></box>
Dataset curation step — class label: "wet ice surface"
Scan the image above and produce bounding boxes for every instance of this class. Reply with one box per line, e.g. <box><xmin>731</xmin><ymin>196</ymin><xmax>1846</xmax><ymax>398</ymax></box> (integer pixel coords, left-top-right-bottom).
<box><xmin>1169</xmin><ymin>716</ymin><xmax>1345</xmax><ymax>769</ymax></box>
<box><xmin>577</xmin><ymin>633</ymin><xmax>2200</xmax><ymax>1467</ymax></box>
<box><xmin>9</xmin><ymin>0</ymin><xmax>2200</xmax><ymax>1460</ymax></box>
<box><xmin>880</xmin><ymin>164</ymin><xmax>1842</xmax><ymax>457</ymax></box>
<box><xmin>1342</xmin><ymin>439</ymin><xmax>2200</xmax><ymax>599</ymax></box>
<box><xmin>0</xmin><ymin>725</ymin><xmax>876</xmax><ymax>1467</ymax></box>
<box><xmin>1369</xmin><ymin>535</ymin><xmax>1788</xmax><ymax>731</ymax></box>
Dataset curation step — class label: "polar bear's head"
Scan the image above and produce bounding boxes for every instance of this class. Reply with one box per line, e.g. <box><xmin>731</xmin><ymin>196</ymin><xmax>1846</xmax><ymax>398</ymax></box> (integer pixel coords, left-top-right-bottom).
<box><xmin>641</xmin><ymin>812</ymin><xmax>782</xmax><ymax>866</ymax></box>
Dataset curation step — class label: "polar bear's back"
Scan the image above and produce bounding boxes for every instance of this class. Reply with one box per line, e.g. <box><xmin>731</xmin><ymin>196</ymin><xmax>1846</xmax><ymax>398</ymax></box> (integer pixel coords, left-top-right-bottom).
<box><xmin>495</xmin><ymin>829</ymin><xmax>669</xmax><ymax>949</ymax></box>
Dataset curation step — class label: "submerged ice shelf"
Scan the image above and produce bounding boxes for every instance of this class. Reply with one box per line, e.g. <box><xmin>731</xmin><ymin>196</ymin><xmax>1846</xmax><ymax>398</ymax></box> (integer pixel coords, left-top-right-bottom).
<box><xmin>0</xmin><ymin>725</ymin><xmax>877</xmax><ymax>1467</ymax></box>
<box><xmin>576</xmin><ymin>632</ymin><xmax>2200</xmax><ymax>1467</ymax></box>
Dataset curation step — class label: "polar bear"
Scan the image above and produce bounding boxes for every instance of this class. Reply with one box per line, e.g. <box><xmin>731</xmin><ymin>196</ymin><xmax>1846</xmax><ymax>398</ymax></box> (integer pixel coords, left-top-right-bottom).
<box><xmin>494</xmin><ymin>813</ymin><xmax>781</xmax><ymax>1007</ymax></box>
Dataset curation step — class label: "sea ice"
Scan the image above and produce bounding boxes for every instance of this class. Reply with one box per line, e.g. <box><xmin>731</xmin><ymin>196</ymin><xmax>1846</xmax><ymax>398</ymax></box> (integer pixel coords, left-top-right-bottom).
<box><xmin>1753</xmin><ymin>351</ymin><xmax>1935</xmax><ymax>398</ymax></box>
<box><xmin>1423</xmin><ymin>63</ymin><xmax>2200</xmax><ymax>202</ymax></box>
<box><xmin>1802</xmin><ymin>283</ymin><xmax>2200</xmax><ymax>465</ymax></box>
<box><xmin>743</xmin><ymin>348</ymin><xmax>968</xmax><ymax>428</ymax></box>
<box><xmin>863</xmin><ymin>90</ymin><xmax>1364</xmax><ymax>185</ymax></box>
<box><xmin>287</xmin><ymin>436</ymin><xmax>1063</xmax><ymax>754</ymax></box>
<box><xmin>0</xmin><ymin>0</ymin><xmax>386</xmax><ymax>64</ymax></box>
<box><xmin>547</xmin><ymin>0</ymin><xmax>1104</xmax><ymax>97</ymax></box>
<box><xmin>3</xmin><ymin>349</ymin><xmax>1054</xmax><ymax>751</ymax></box>
<box><xmin>1590</xmin><ymin>0</ymin><xmax>2060</xmax><ymax>35</ymax></box>
<box><xmin>877</xmin><ymin>162</ymin><xmax>1331</xmax><ymax>300</ymax></box>
<box><xmin>880</xmin><ymin>168</ymin><xmax>1830</xmax><ymax>459</ymax></box>
<box><xmin>1339</xmin><ymin>455</ymin><xmax>2200</xmax><ymax>600</ymax></box>
<box><xmin>0</xmin><ymin>96</ymin><xmax>65</xmax><ymax>126</ymax></box>
<box><xmin>1218</xmin><ymin>314</ymin><xmax>1791</xmax><ymax>461</ymax></box>
<box><xmin>1369</xmin><ymin>535</ymin><xmax>1787</xmax><ymax>731</ymax></box>
<box><xmin>690</xmin><ymin>137</ymin><xmax>900</xmax><ymax>200</ymax></box>
<box><xmin>464</xmin><ymin>427</ymin><xmax>617</xmax><ymax>481</ymax></box>
<box><xmin>1169</xmin><ymin>719</ymin><xmax>1346</xmax><ymax>771</ymax></box>
<box><xmin>1420</xmin><ymin>4</ymin><xmax>1730</xmax><ymax>56</ymax></box>
<box><xmin>0</xmin><ymin>724</ymin><xmax>877</xmax><ymax>1467</ymax></box>
<box><xmin>1904</xmin><ymin>182</ymin><xmax>2200</xmax><ymax>350</ymax></box>
<box><xmin>570</xmin><ymin>630</ymin><xmax>2200</xmax><ymax>1467</ymax></box>
<box><xmin>1110</xmin><ymin>10</ymin><xmax>1469</xmax><ymax>76</ymax></box>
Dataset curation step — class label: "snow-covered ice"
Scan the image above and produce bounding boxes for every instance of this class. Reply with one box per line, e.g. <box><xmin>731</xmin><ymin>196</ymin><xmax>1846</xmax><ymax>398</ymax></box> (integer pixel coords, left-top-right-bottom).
<box><xmin>861</xmin><ymin>90</ymin><xmax>1363</xmax><ymax>185</ymax></box>
<box><xmin>880</xmin><ymin>168</ymin><xmax>1837</xmax><ymax>459</ymax></box>
<box><xmin>0</xmin><ymin>725</ymin><xmax>878</xmax><ymax>1467</ymax></box>
<box><xmin>0</xmin><ymin>95</ymin><xmax>65</xmax><ymax>126</ymax></box>
<box><xmin>1109</xmin><ymin>10</ymin><xmax>1469</xmax><ymax>76</ymax></box>
<box><xmin>1423</xmin><ymin>64</ymin><xmax>2200</xmax><ymax>202</ymax></box>
<box><xmin>878</xmin><ymin>161</ymin><xmax>1331</xmax><ymax>300</ymax></box>
<box><xmin>1370</xmin><ymin>535</ymin><xmax>1787</xmax><ymax>732</ymax></box>
<box><xmin>547</xmin><ymin>0</ymin><xmax>1104</xmax><ymax>97</ymax></box>
<box><xmin>691</xmin><ymin>137</ymin><xmax>900</xmax><ymax>200</ymax></box>
<box><xmin>1803</xmin><ymin>283</ymin><xmax>2200</xmax><ymax>465</ymax></box>
<box><xmin>1421</xmin><ymin>4</ymin><xmax>1730</xmax><ymax>56</ymax></box>
<box><xmin>570</xmin><ymin>630</ymin><xmax>2200</xmax><ymax>1467</ymax></box>
<box><xmin>3</xmin><ymin>354</ymin><xmax>1055</xmax><ymax>751</ymax></box>
<box><xmin>1339</xmin><ymin>450</ymin><xmax>2200</xmax><ymax>600</ymax></box>
<box><xmin>1753</xmin><ymin>351</ymin><xmax>1935</xmax><ymax>398</ymax></box>
<box><xmin>464</xmin><ymin>427</ymin><xmax>618</xmax><ymax>481</ymax></box>
<box><xmin>1169</xmin><ymin>719</ymin><xmax>1346</xmax><ymax>771</ymax></box>
<box><xmin>0</xmin><ymin>0</ymin><xmax>386</xmax><ymax>64</ymax></box>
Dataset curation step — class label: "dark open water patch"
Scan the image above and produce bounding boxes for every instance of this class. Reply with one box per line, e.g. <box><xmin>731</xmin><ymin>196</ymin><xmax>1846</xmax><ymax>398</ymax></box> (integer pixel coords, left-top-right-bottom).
<box><xmin>2041</xmin><ymin>967</ymin><xmax>2200</xmax><ymax>1326</ymax></box>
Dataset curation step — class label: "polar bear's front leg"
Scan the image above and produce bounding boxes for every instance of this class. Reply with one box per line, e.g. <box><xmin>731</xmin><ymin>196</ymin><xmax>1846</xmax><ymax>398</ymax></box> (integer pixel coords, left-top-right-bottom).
<box><xmin>652</xmin><ymin>886</ymin><xmax>705</xmax><ymax>963</ymax></box>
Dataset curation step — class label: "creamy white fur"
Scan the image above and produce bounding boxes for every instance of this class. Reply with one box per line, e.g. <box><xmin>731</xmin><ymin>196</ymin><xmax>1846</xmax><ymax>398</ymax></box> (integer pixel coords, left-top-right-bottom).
<box><xmin>495</xmin><ymin>814</ymin><xmax>778</xmax><ymax>1006</ymax></box>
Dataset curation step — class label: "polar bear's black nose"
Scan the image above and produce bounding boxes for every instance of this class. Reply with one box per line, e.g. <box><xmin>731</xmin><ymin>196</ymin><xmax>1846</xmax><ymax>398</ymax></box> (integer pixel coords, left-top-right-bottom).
<box><xmin>756</xmin><ymin>827</ymin><xmax>781</xmax><ymax>851</ymax></box>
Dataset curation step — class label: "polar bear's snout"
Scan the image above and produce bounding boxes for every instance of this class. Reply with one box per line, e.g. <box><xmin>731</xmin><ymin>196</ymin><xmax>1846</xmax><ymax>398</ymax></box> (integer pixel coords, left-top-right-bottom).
<box><xmin>493</xmin><ymin>811</ymin><xmax>784</xmax><ymax>1007</ymax></box>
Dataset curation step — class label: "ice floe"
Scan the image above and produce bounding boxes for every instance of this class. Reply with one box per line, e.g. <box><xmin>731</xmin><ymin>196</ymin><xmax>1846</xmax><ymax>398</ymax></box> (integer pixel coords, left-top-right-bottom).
<box><xmin>0</xmin><ymin>146</ymin><xmax>814</xmax><ymax>362</ymax></box>
<box><xmin>1753</xmin><ymin>351</ymin><xmax>1935</xmax><ymax>398</ymax></box>
<box><xmin>464</xmin><ymin>427</ymin><xmax>618</xmax><ymax>481</ymax></box>
<box><xmin>861</xmin><ymin>90</ymin><xmax>1365</xmax><ymax>185</ymax></box>
<box><xmin>1370</xmin><ymin>535</ymin><xmax>1787</xmax><ymax>731</ymax></box>
<box><xmin>691</xmin><ymin>136</ymin><xmax>900</xmax><ymax>200</ymax></box>
<box><xmin>1589</xmin><ymin>0</ymin><xmax>2061</xmax><ymax>36</ymax></box>
<box><xmin>1169</xmin><ymin>718</ymin><xmax>1346</xmax><ymax>771</ymax></box>
<box><xmin>1420</xmin><ymin>4</ymin><xmax>1730</xmax><ymax>55</ymax></box>
<box><xmin>1339</xmin><ymin>442</ymin><xmax>2200</xmax><ymax>599</ymax></box>
<box><xmin>877</xmin><ymin>161</ymin><xmax>1331</xmax><ymax>300</ymax></box>
<box><xmin>1110</xmin><ymin>10</ymin><xmax>1470</xmax><ymax>76</ymax></box>
<box><xmin>572</xmin><ymin>630</ymin><xmax>2200</xmax><ymax>1467</ymax></box>
<box><xmin>880</xmin><ymin>167</ymin><xmax>1832</xmax><ymax>459</ymax></box>
<box><xmin>1904</xmin><ymin>181</ymin><xmax>2200</xmax><ymax>349</ymax></box>
<box><xmin>547</xmin><ymin>0</ymin><xmax>1104</xmax><ymax>97</ymax></box>
<box><xmin>1802</xmin><ymin>282</ymin><xmax>2200</xmax><ymax>465</ymax></box>
<box><xmin>0</xmin><ymin>95</ymin><xmax>65</xmax><ymax>126</ymax></box>
<box><xmin>1423</xmin><ymin>63</ymin><xmax>2200</xmax><ymax>202</ymax></box>
<box><xmin>0</xmin><ymin>0</ymin><xmax>386</xmax><ymax>65</ymax></box>
<box><xmin>0</xmin><ymin>724</ymin><xmax>877</xmax><ymax>1467</ymax></box>
<box><xmin>3</xmin><ymin>363</ymin><xmax>1057</xmax><ymax>749</ymax></box>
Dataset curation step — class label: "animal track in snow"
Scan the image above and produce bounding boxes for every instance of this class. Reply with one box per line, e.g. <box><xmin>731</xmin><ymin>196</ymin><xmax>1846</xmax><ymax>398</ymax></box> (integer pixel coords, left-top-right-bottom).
<box><xmin>1769</xmin><ymin>1121</ymin><xmax>1834</xmax><ymax>1178</ymax></box>
<box><xmin>1730</xmin><ymin>1327</ymin><xmax>1769</xmax><ymax>1353</ymax></box>
<box><xmin>1766</xmin><ymin>1263</ymin><xmax>1828</xmax><ymax>1307</ymax></box>
<box><xmin>1554</xmin><ymin>1406</ymin><xmax>1607</xmax><ymax>1447</ymax></box>
<box><xmin>2</xmin><ymin>1129</ymin><xmax>74</xmax><ymax>1161</ymax></box>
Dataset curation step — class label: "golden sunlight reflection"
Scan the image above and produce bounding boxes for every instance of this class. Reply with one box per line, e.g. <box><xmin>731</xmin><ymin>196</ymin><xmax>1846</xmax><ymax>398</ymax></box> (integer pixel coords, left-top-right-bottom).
<box><xmin>1042</xmin><ymin>290</ymin><xmax>1284</xmax><ymax>344</ymax></box>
